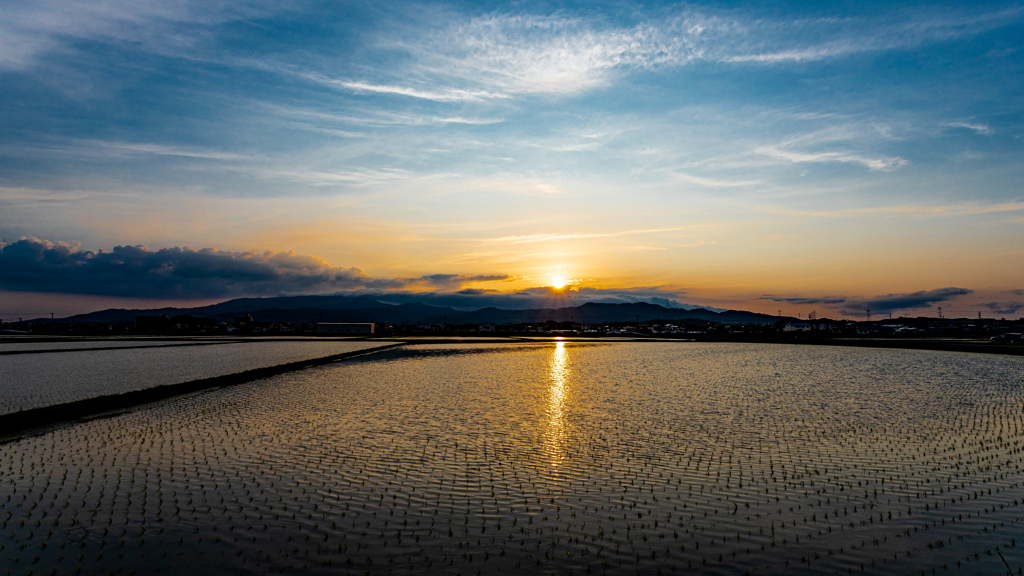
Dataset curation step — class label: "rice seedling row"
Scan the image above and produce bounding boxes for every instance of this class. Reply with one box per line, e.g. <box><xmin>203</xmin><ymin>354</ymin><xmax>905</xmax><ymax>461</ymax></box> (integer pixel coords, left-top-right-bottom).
<box><xmin>0</xmin><ymin>341</ymin><xmax>387</xmax><ymax>416</ymax></box>
<box><xmin>0</xmin><ymin>342</ymin><xmax>1022</xmax><ymax>575</ymax></box>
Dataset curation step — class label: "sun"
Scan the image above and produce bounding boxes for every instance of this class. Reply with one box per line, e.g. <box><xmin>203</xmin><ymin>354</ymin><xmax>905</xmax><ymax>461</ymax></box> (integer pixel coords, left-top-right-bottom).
<box><xmin>551</xmin><ymin>276</ymin><xmax>567</xmax><ymax>289</ymax></box>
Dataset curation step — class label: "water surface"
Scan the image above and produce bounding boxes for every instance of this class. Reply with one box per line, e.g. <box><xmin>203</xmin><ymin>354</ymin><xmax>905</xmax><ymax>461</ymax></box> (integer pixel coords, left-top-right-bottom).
<box><xmin>0</xmin><ymin>340</ymin><xmax>387</xmax><ymax>414</ymax></box>
<box><xmin>1</xmin><ymin>342</ymin><xmax>1023</xmax><ymax>575</ymax></box>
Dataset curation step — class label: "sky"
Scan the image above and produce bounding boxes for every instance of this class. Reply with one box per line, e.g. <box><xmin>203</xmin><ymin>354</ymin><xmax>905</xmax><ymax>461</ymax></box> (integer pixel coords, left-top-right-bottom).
<box><xmin>0</xmin><ymin>0</ymin><xmax>1022</xmax><ymax>320</ymax></box>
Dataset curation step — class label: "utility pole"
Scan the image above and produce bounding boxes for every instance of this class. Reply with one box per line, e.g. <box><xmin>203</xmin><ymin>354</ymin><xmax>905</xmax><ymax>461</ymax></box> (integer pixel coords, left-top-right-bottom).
<box><xmin>49</xmin><ymin>312</ymin><xmax>54</xmax><ymax>324</ymax></box>
<box><xmin>937</xmin><ymin>307</ymin><xmax>943</xmax><ymax>320</ymax></box>
<box><xmin>866</xmin><ymin>309</ymin><xmax>871</xmax><ymax>321</ymax></box>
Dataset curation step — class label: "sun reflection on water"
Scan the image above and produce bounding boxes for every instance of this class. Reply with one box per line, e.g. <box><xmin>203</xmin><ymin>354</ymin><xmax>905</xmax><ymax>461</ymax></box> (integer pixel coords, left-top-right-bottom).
<box><xmin>544</xmin><ymin>342</ymin><xmax>569</xmax><ymax>470</ymax></box>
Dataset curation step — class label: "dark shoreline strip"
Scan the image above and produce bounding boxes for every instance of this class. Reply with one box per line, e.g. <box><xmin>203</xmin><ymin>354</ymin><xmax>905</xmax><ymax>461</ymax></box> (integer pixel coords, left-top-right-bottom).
<box><xmin>693</xmin><ymin>337</ymin><xmax>1024</xmax><ymax>356</ymax></box>
<box><xmin>822</xmin><ymin>339</ymin><xmax>1024</xmax><ymax>356</ymax></box>
<box><xmin>393</xmin><ymin>337</ymin><xmax>1024</xmax><ymax>356</ymax></box>
<box><xmin>0</xmin><ymin>343</ymin><xmax>404</xmax><ymax>441</ymax></box>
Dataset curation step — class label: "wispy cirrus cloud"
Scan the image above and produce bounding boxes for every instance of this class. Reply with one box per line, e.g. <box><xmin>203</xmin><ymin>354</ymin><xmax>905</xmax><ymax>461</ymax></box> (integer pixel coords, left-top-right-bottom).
<box><xmin>0</xmin><ymin>140</ymin><xmax>252</xmax><ymax>163</ymax></box>
<box><xmin>777</xmin><ymin>202</ymin><xmax>1024</xmax><ymax>218</ymax></box>
<box><xmin>0</xmin><ymin>0</ymin><xmax>276</xmax><ymax>71</ymax></box>
<box><xmin>306</xmin><ymin>77</ymin><xmax>511</xmax><ymax>103</ymax></box>
<box><xmin>755</xmin><ymin>145</ymin><xmax>907</xmax><ymax>171</ymax></box>
<box><xmin>251</xmin><ymin>167</ymin><xmax>418</xmax><ymax>187</ymax></box>
<box><xmin>674</xmin><ymin>240</ymin><xmax>717</xmax><ymax>248</ymax></box>
<box><xmin>288</xmin><ymin>126</ymin><xmax>366</xmax><ymax>139</ymax></box>
<box><xmin>263</xmin><ymin>104</ymin><xmax>504</xmax><ymax>128</ymax></box>
<box><xmin>91</xmin><ymin>142</ymin><xmax>251</xmax><ymax>161</ymax></box>
<box><xmin>670</xmin><ymin>171</ymin><xmax>760</xmax><ymax>188</ymax></box>
<box><xmin>478</xmin><ymin>226</ymin><xmax>691</xmax><ymax>245</ymax></box>
<box><xmin>944</xmin><ymin>121</ymin><xmax>995</xmax><ymax>135</ymax></box>
<box><xmin>736</xmin><ymin>123</ymin><xmax>913</xmax><ymax>172</ymax></box>
<box><xmin>402</xmin><ymin>13</ymin><xmax>715</xmax><ymax>95</ymax></box>
<box><xmin>8</xmin><ymin>0</ymin><xmax>1019</xmax><ymax>95</ymax></box>
<box><xmin>344</xmin><ymin>5</ymin><xmax>1024</xmax><ymax>100</ymax></box>
<box><xmin>723</xmin><ymin>7</ymin><xmax>1024</xmax><ymax>64</ymax></box>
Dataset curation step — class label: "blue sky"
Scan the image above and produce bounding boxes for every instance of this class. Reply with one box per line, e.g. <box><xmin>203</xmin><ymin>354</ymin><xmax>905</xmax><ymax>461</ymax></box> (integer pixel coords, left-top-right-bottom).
<box><xmin>1</xmin><ymin>0</ymin><xmax>1022</xmax><ymax>318</ymax></box>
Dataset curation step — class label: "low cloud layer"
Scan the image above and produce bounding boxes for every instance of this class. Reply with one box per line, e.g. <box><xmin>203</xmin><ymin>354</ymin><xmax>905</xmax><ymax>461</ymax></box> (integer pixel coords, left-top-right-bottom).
<box><xmin>418</xmin><ymin>273</ymin><xmax>512</xmax><ymax>289</ymax></box>
<box><xmin>0</xmin><ymin>237</ymin><xmax>409</xmax><ymax>299</ymax></box>
<box><xmin>844</xmin><ymin>288</ymin><xmax>973</xmax><ymax>314</ymax></box>
<box><xmin>760</xmin><ymin>295</ymin><xmax>848</xmax><ymax>305</ymax></box>
<box><xmin>365</xmin><ymin>286</ymin><xmax>716</xmax><ymax>312</ymax></box>
<box><xmin>0</xmin><ymin>237</ymin><xmax>531</xmax><ymax>300</ymax></box>
<box><xmin>977</xmin><ymin>301</ymin><xmax>1024</xmax><ymax>316</ymax></box>
<box><xmin>0</xmin><ymin>237</ymin><xmax>709</xmax><ymax>310</ymax></box>
<box><xmin>762</xmin><ymin>288</ymin><xmax>976</xmax><ymax>316</ymax></box>
<box><xmin>0</xmin><ymin>238</ymin><xmax>991</xmax><ymax>316</ymax></box>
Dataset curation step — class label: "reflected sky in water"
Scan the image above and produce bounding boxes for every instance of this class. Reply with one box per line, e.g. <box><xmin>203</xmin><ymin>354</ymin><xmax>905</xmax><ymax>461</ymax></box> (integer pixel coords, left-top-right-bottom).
<box><xmin>0</xmin><ymin>340</ymin><xmax>386</xmax><ymax>414</ymax></box>
<box><xmin>545</xmin><ymin>341</ymin><xmax>569</xmax><ymax>470</ymax></box>
<box><xmin>3</xmin><ymin>343</ymin><xmax>1024</xmax><ymax>576</ymax></box>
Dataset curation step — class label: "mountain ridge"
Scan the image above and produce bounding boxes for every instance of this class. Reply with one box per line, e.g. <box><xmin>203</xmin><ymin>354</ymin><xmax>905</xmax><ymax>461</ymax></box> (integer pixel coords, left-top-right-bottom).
<box><xmin>48</xmin><ymin>294</ymin><xmax>789</xmax><ymax>325</ymax></box>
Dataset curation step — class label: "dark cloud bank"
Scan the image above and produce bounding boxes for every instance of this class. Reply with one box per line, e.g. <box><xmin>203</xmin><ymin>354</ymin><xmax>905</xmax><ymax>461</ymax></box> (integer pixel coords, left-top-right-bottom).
<box><xmin>365</xmin><ymin>288</ymin><xmax>710</xmax><ymax>311</ymax></box>
<box><xmin>0</xmin><ymin>237</ymin><xmax>394</xmax><ymax>299</ymax></box>
<box><xmin>0</xmin><ymin>237</ymin><xmax>707</xmax><ymax>310</ymax></box>
<box><xmin>4</xmin><ymin>238</ymin><xmax>1003</xmax><ymax>315</ymax></box>
<box><xmin>761</xmin><ymin>288</ymin><xmax>976</xmax><ymax>315</ymax></box>
<box><xmin>977</xmin><ymin>301</ymin><xmax>1024</xmax><ymax>315</ymax></box>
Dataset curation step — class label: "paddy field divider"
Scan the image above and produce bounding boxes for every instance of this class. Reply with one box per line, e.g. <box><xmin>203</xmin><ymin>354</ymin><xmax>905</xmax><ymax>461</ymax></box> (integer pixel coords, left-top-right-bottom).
<box><xmin>0</xmin><ymin>342</ymin><xmax>405</xmax><ymax>441</ymax></box>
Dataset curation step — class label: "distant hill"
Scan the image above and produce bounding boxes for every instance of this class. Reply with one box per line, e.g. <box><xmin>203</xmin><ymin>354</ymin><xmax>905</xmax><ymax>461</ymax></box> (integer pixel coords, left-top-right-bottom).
<box><xmin>417</xmin><ymin>302</ymin><xmax>782</xmax><ymax>325</ymax></box>
<box><xmin>55</xmin><ymin>294</ymin><xmax>788</xmax><ymax>326</ymax></box>
<box><xmin>56</xmin><ymin>295</ymin><xmax>402</xmax><ymax>324</ymax></box>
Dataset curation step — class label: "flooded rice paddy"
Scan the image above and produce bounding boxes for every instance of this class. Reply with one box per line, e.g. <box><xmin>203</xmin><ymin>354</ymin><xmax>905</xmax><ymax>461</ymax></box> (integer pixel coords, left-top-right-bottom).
<box><xmin>0</xmin><ymin>340</ymin><xmax>237</xmax><ymax>354</ymax></box>
<box><xmin>2</xmin><ymin>342</ymin><xmax>1024</xmax><ymax>575</ymax></box>
<box><xmin>0</xmin><ymin>340</ymin><xmax>386</xmax><ymax>415</ymax></box>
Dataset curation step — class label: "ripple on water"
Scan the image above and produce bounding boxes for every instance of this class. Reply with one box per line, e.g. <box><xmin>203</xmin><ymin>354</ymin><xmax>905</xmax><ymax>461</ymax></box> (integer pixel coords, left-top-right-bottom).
<box><xmin>0</xmin><ymin>340</ymin><xmax>387</xmax><ymax>414</ymax></box>
<box><xmin>0</xmin><ymin>342</ymin><xmax>1023</xmax><ymax>575</ymax></box>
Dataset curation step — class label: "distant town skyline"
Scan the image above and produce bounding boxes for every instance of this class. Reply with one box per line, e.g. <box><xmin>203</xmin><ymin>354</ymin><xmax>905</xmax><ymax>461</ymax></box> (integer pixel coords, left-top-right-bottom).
<box><xmin>1</xmin><ymin>0</ymin><xmax>1022</xmax><ymax>319</ymax></box>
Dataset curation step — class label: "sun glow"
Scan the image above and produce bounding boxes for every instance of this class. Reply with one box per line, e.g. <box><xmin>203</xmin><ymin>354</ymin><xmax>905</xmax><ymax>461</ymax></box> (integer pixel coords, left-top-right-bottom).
<box><xmin>545</xmin><ymin>342</ymin><xmax>569</xmax><ymax>472</ymax></box>
<box><xmin>551</xmin><ymin>276</ymin><xmax>567</xmax><ymax>289</ymax></box>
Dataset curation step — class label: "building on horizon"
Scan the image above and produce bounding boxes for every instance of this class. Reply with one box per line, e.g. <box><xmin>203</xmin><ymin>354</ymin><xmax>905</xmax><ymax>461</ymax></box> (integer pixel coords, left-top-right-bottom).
<box><xmin>316</xmin><ymin>323</ymin><xmax>375</xmax><ymax>335</ymax></box>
